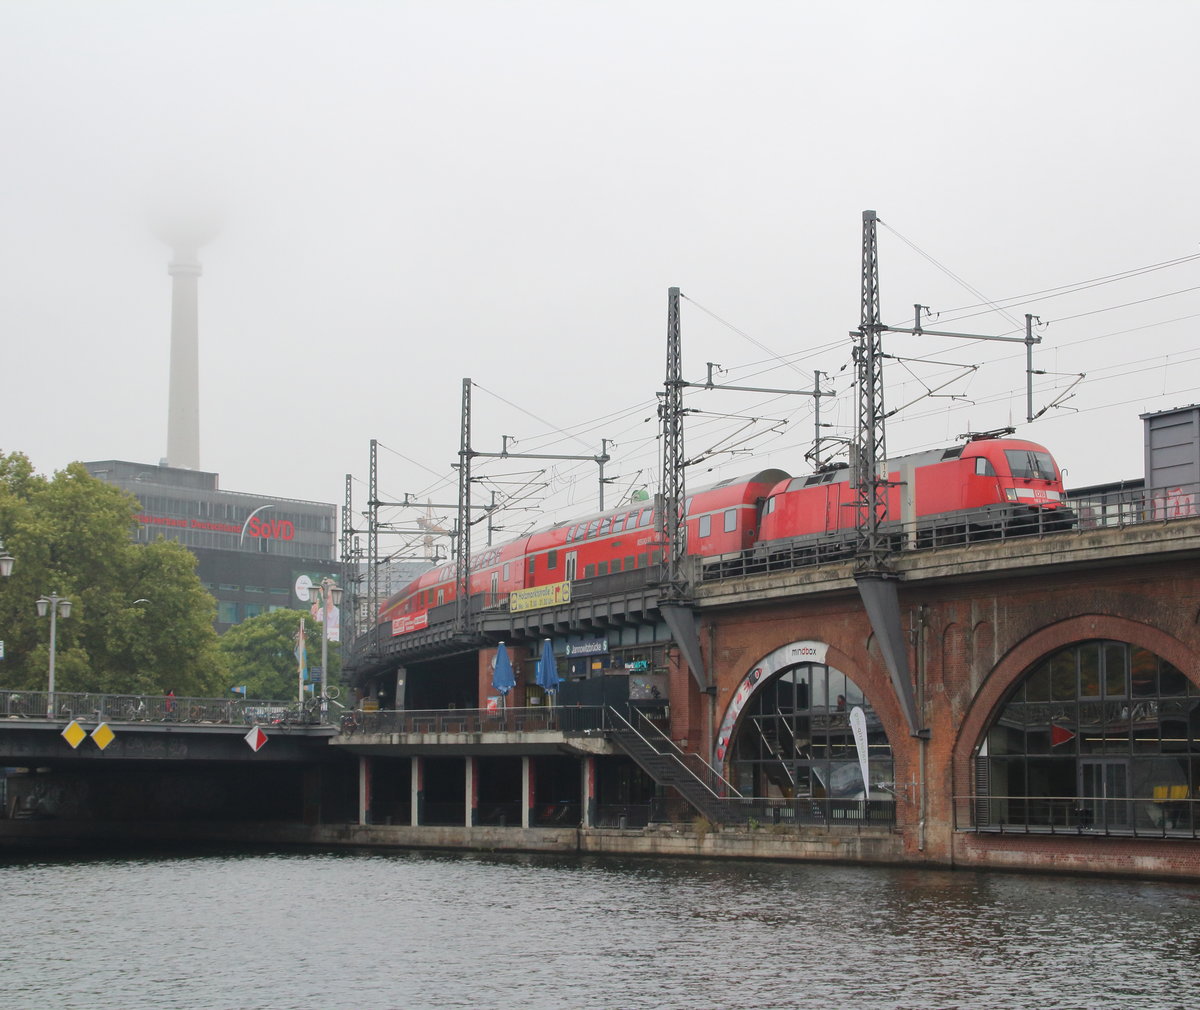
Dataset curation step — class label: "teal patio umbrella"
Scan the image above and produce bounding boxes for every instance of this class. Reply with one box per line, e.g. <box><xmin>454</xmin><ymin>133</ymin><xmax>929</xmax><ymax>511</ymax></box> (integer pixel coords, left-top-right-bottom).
<box><xmin>492</xmin><ymin>641</ymin><xmax>516</xmax><ymax>709</ymax></box>
<box><xmin>536</xmin><ymin>638</ymin><xmax>561</xmax><ymax>705</ymax></box>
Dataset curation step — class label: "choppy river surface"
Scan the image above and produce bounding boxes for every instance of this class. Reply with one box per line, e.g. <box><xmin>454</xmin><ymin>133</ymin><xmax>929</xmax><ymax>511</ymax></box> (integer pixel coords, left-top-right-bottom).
<box><xmin>2</xmin><ymin>847</ymin><xmax>1199</xmax><ymax>1009</ymax></box>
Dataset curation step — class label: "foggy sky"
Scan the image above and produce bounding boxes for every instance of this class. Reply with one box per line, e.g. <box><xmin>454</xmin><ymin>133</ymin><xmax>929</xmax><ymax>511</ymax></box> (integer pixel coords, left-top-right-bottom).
<box><xmin>3</xmin><ymin>1</ymin><xmax>1198</xmax><ymax>553</ymax></box>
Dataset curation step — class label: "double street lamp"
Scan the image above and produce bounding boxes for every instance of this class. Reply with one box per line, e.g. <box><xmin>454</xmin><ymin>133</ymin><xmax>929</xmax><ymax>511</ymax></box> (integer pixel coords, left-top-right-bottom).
<box><xmin>36</xmin><ymin>593</ymin><xmax>72</xmax><ymax>718</ymax></box>
<box><xmin>309</xmin><ymin>577</ymin><xmax>342</xmax><ymax>717</ymax></box>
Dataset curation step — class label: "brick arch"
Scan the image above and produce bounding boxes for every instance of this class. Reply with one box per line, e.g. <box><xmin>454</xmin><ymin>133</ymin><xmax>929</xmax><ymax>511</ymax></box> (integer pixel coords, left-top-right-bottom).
<box><xmin>952</xmin><ymin>614</ymin><xmax>1198</xmax><ymax>789</ymax></box>
<box><xmin>713</xmin><ymin>637</ymin><xmax>907</xmax><ymax>770</ymax></box>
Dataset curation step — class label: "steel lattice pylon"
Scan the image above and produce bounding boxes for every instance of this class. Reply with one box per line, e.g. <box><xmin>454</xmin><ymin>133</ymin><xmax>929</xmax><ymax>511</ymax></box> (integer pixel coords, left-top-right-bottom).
<box><xmin>659</xmin><ymin>286</ymin><xmax>688</xmax><ymax>599</ymax></box>
<box><xmin>455</xmin><ymin>377</ymin><xmax>473</xmax><ymax>632</ymax></box>
<box><xmin>854</xmin><ymin>209</ymin><xmax>889</xmax><ymax>570</ymax></box>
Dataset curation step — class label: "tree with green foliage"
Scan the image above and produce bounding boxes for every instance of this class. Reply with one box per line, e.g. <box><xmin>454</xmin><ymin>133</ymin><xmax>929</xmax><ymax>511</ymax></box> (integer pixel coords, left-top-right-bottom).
<box><xmin>0</xmin><ymin>453</ymin><xmax>226</xmax><ymax>697</ymax></box>
<box><xmin>218</xmin><ymin>608</ymin><xmax>340</xmax><ymax>702</ymax></box>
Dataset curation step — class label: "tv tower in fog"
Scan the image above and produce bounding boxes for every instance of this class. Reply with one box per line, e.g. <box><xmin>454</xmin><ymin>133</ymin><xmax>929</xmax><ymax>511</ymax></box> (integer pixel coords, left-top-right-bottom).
<box><xmin>156</xmin><ymin>221</ymin><xmax>216</xmax><ymax>470</ymax></box>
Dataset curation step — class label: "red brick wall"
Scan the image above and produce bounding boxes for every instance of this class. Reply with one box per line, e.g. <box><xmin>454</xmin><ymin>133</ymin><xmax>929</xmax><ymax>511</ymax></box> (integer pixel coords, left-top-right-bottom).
<box><xmin>693</xmin><ymin>558</ymin><xmax>1200</xmax><ymax>878</ymax></box>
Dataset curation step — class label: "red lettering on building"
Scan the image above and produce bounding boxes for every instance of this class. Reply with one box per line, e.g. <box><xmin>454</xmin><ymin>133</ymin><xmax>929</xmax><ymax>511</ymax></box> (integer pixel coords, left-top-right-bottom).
<box><xmin>246</xmin><ymin>516</ymin><xmax>296</xmax><ymax>541</ymax></box>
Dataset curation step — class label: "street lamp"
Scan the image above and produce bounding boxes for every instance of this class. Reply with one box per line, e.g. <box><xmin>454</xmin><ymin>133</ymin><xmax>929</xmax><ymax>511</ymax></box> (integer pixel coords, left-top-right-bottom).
<box><xmin>309</xmin><ymin>577</ymin><xmax>342</xmax><ymax>717</ymax></box>
<box><xmin>36</xmin><ymin>593</ymin><xmax>71</xmax><ymax>718</ymax></box>
<box><xmin>0</xmin><ymin>538</ymin><xmax>14</xmax><ymax>578</ymax></box>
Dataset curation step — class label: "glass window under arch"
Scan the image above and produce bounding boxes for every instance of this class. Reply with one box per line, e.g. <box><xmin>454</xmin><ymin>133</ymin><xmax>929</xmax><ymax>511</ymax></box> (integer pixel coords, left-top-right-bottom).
<box><xmin>976</xmin><ymin>639</ymin><xmax>1200</xmax><ymax>834</ymax></box>
<box><xmin>726</xmin><ymin>662</ymin><xmax>893</xmax><ymax>807</ymax></box>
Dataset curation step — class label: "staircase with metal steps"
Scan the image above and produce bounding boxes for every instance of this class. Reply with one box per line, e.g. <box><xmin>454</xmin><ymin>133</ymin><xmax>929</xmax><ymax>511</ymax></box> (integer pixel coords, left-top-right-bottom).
<box><xmin>606</xmin><ymin>707</ymin><xmax>739</xmax><ymax>824</ymax></box>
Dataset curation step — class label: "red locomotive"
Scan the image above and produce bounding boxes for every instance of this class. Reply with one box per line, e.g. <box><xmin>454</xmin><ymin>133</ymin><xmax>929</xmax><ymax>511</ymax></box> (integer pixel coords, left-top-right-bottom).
<box><xmin>753</xmin><ymin>434</ymin><xmax>1070</xmax><ymax>565</ymax></box>
<box><xmin>379</xmin><ymin>437</ymin><xmax>1070</xmax><ymax>637</ymax></box>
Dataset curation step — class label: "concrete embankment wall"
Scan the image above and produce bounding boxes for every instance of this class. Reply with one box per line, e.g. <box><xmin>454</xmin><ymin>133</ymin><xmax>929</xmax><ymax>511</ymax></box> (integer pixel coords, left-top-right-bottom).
<box><xmin>0</xmin><ymin>819</ymin><xmax>911</xmax><ymax>867</ymax></box>
<box><xmin>7</xmin><ymin>821</ymin><xmax>1199</xmax><ymax>881</ymax></box>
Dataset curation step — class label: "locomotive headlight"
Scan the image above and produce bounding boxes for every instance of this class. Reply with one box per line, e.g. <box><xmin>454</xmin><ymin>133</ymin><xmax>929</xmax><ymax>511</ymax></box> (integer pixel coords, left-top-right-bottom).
<box><xmin>1005</xmin><ymin>488</ymin><xmax>1020</xmax><ymax>502</ymax></box>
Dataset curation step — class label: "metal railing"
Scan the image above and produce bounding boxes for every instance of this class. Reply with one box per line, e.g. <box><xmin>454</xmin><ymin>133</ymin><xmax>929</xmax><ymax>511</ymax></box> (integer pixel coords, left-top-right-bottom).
<box><xmin>724</xmin><ymin>795</ymin><xmax>896</xmax><ymax>828</ymax></box>
<box><xmin>616</xmin><ymin>707</ymin><xmax>741</xmax><ymax>800</ymax></box>
<box><xmin>955</xmin><ymin>793</ymin><xmax>1200</xmax><ymax>839</ymax></box>
<box><xmin>0</xmin><ymin>689</ymin><xmax>307</xmax><ymax>726</ymax></box>
<box><xmin>338</xmin><ymin>705</ymin><xmax>610</xmax><ymax>737</ymax></box>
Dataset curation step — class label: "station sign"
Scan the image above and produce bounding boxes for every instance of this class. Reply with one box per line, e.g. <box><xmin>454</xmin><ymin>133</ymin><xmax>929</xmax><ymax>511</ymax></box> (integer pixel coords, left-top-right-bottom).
<box><xmin>509</xmin><ymin>581</ymin><xmax>572</xmax><ymax>613</ymax></box>
<box><xmin>565</xmin><ymin>638</ymin><xmax>608</xmax><ymax>657</ymax></box>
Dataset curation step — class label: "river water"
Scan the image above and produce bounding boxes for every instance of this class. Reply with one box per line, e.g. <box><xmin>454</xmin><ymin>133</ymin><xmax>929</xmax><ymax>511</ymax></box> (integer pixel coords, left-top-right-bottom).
<box><xmin>2</xmin><ymin>847</ymin><xmax>1198</xmax><ymax>1010</ymax></box>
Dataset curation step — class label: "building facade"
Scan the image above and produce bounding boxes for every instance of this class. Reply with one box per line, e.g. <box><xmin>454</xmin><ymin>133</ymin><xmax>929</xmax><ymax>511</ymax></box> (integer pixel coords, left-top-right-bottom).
<box><xmin>85</xmin><ymin>460</ymin><xmax>339</xmax><ymax>634</ymax></box>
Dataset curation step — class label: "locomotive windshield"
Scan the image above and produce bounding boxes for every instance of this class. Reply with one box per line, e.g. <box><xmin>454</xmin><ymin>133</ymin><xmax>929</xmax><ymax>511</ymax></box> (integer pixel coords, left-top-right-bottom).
<box><xmin>1004</xmin><ymin>449</ymin><xmax>1056</xmax><ymax>480</ymax></box>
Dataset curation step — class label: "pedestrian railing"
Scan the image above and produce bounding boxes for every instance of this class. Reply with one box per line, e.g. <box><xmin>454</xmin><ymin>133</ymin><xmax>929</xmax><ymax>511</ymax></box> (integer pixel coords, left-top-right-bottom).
<box><xmin>955</xmin><ymin>793</ymin><xmax>1200</xmax><ymax>839</ymax></box>
<box><xmin>339</xmin><ymin>705</ymin><xmax>610</xmax><ymax>737</ymax></box>
<box><xmin>0</xmin><ymin>689</ymin><xmax>304</xmax><ymax>726</ymax></box>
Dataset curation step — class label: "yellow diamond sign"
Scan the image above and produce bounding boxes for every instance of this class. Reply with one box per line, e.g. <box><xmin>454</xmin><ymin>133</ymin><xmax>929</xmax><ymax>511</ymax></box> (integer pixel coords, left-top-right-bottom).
<box><xmin>61</xmin><ymin>720</ymin><xmax>87</xmax><ymax>749</ymax></box>
<box><xmin>91</xmin><ymin>723</ymin><xmax>116</xmax><ymax>750</ymax></box>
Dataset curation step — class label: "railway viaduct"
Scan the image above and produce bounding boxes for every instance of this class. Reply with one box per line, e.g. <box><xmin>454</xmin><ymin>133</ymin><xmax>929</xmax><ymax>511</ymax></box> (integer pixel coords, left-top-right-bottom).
<box><xmin>343</xmin><ymin>509</ymin><xmax>1200</xmax><ymax>878</ymax></box>
<box><xmin>683</xmin><ymin>515</ymin><xmax>1200</xmax><ymax>877</ymax></box>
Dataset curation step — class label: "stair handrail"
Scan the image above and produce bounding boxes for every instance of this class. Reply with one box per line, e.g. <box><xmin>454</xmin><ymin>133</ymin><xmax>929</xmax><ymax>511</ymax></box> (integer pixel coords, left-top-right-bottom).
<box><xmin>608</xmin><ymin>706</ymin><xmax>742</xmax><ymax>800</ymax></box>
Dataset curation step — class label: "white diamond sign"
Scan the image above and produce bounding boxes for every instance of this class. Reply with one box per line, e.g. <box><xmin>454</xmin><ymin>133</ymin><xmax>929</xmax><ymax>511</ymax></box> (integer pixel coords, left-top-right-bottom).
<box><xmin>244</xmin><ymin>726</ymin><xmax>268</xmax><ymax>752</ymax></box>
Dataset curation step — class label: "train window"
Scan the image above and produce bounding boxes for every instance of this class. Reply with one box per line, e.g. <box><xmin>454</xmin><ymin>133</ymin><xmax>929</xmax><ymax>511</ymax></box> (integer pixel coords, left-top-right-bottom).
<box><xmin>975</xmin><ymin>457</ymin><xmax>996</xmax><ymax>476</ymax></box>
<box><xmin>547</xmin><ymin>549</ymin><xmax>558</xmax><ymax>570</ymax></box>
<box><xmin>651</xmin><ymin>550</ymin><xmax>662</xmax><ymax>565</ymax></box>
<box><xmin>1005</xmin><ymin>449</ymin><xmax>1056</xmax><ymax>480</ymax></box>
<box><xmin>625</xmin><ymin>555</ymin><xmax>635</xmax><ymax>570</ymax></box>
<box><xmin>698</xmin><ymin>515</ymin><xmax>712</xmax><ymax>537</ymax></box>
<box><xmin>565</xmin><ymin>527</ymin><xmax>575</xmax><ymax>543</ymax></box>
<box><xmin>684</xmin><ymin>496</ymin><xmax>694</xmax><ymax>515</ymax></box>
<box><xmin>598</xmin><ymin>561</ymin><xmax>609</xmax><ymax>575</ymax></box>
<box><xmin>611</xmin><ymin>559</ymin><xmax>621</xmax><ymax>573</ymax></box>
<box><xmin>528</xmin><ymin>557</ymin><xmax>536</xmax><ymax>575</ymax></box>
<box><xmin>626</xmin><ymin>510</ymin><xmax>639</xmax><ymax>529</ymax></box>
<box><xmin>437</xmin><ymin>590</ymin><xmax>444</xmax><ymax>606</ymax></box>
<box><xmin>638</xmin><ymin>553</ymin><xmax>648</xmax><ymax>567</ymax></box>
<box><xmin>612</xmin><ymin>515</ymin><xmax>625</xmax><ymax>533</ymax></box>
<box><xmin>598</xmin><ymin>518</ymin><xmax>611</xmax><ymax>536</ymax></box>
<box><xmin>503</xmin><ymin>563</ymin><xmax>510</xmax><ymax>580</ymax></box>
<box><xmin>584</xmin><ymin>564</ymin><xmax>595</xmax><ymax>578</ymax></box>
<box><xmin>587</xmin><ymin>520</ymin><xmax>600</xmax><ymax>538</ymax></box>
<box><xmin>640</xmin><ymin>510</ymin><xmax>654</xmax><ymax>528</ymax></box>
<box><xmin>724</xmin><ymin>509</ymin><xmax>737</xmax><ymax>532</ymax></box>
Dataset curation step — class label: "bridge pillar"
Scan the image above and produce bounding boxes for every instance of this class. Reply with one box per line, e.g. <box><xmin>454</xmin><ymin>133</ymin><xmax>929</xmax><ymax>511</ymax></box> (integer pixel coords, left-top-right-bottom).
<box><xmin>410</xmin><ymin>756</ymin><xmax>423</xmax><ymax>827</ymax></box>
<box><xmin>581</xmin><ymin>755</ymin><xmax>596</xmax><ymax>828</ymax></box>
<box><xmin>466</xmin><ymin>756</ymin><xmax>478</xmax><ymax>827</ymax></box>
<box><xmin>521</xmin><ymin>756</ymin><xmax>532</xmax><ymax>828</ymax></box>
<box><xmin>358</xmin><ymin>756</ymin><xmax>371</xmax><ymax>826</ymax></box>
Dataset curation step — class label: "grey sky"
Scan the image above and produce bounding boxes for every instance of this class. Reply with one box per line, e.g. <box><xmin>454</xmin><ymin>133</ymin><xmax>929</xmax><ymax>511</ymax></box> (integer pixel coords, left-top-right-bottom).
<box><xmin>3</xmin><ymin>2</ymin><xmax>1198</xmax><ymax>549</ymax></box>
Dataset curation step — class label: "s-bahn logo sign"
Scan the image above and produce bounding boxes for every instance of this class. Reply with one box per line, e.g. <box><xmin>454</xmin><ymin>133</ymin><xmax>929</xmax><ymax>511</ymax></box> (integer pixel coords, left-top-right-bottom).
<box><xmin>509</xmin><ymin>581</ymin><xmax>572</xmax><ymax>614</ymax></box>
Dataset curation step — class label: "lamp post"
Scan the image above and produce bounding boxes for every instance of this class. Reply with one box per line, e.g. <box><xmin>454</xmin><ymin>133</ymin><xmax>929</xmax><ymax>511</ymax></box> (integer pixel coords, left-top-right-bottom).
<box><xmin>309</xmin><ymin>577</ymin><xmax>342</xmax><ymax>718</ymax></box>
<box><xmin>36</xmin><ymin>593</ymin><xmax>72</xmax><ymax>718</ymax></box>
<box><xmin>0</xmin><ymin>538</ymin><xmax>14</xmax><ymax>578</ymax></box>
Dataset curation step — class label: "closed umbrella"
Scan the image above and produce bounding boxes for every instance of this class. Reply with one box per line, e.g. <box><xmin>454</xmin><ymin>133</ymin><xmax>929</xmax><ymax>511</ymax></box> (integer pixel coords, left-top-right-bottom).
<box><xmin>492</xmin><ymin>641</ymin><xmax>515</xmax><ymax>710</ymax></box>
<box><xmin>536</xmin><ymin>638</ymin><xmax>561</xmax><ymax>706</ymax></box>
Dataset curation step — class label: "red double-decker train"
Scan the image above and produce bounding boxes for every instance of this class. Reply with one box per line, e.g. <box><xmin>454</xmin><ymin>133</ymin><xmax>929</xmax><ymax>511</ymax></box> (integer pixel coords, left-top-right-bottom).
<box><xmin>378</xmin><ymin>435</ymin><xmax>1071</xmax><ymax>637</ymax></box>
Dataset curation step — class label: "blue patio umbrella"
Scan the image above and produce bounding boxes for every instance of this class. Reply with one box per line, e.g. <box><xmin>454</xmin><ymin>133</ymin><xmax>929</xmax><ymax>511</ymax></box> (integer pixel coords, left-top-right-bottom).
<box><xmin>492</xmin><ymin>641</ymin><xmax>516</xmax><ymax>707</ymax></box>
<box><xmin>536</xmin><ymin>638</ymin><xmax>561</xmax><ymax>703</ymax></box>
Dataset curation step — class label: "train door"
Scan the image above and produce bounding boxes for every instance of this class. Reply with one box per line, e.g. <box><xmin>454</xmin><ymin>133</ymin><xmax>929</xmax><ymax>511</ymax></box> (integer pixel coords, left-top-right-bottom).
<box><xmin>565</xmin><ymin>551</ymin><xmax>577</xmax><ymax>581</ymax></box>
<box><xmin>489</xmin><ymin>571</ymin><xmax>498</xmax><ymax>606</ymax></box>
<box><xmin>1079</xmin><ymin>758</ymin><xmax>1131</xmax><ymax>829</ymax></box>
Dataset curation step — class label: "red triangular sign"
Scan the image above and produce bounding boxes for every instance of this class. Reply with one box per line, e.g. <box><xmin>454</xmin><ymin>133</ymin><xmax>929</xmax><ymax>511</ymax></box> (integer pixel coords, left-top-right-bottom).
<box><xmin>1050</xmin><ymin>724</ymin><xmax>1076</xmax><ymax>747</ymax></box>
<box><xmin>244</xmin><ymin>726</ymin><xmax>268</xmax><ymax>752</ymax></box>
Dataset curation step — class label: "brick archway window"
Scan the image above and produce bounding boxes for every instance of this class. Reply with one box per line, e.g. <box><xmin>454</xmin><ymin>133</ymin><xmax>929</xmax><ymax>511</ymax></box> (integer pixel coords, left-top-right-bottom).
<box><xmin>727</xmin><ymin>662</ymin><xmax>893</xmax><ymax>811</ymax></box>
<box><xmin>975</xmin><ymin>640</ymin><xmax>1198</xmax><ymax>835</ymax></box>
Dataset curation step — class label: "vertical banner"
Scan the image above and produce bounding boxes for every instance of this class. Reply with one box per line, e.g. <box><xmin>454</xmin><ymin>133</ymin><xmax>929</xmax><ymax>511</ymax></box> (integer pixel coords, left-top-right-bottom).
<box><xmin>850</xmin><ymin>706</ymin><xmax>870</xmax><ymax>798</ymax></box>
